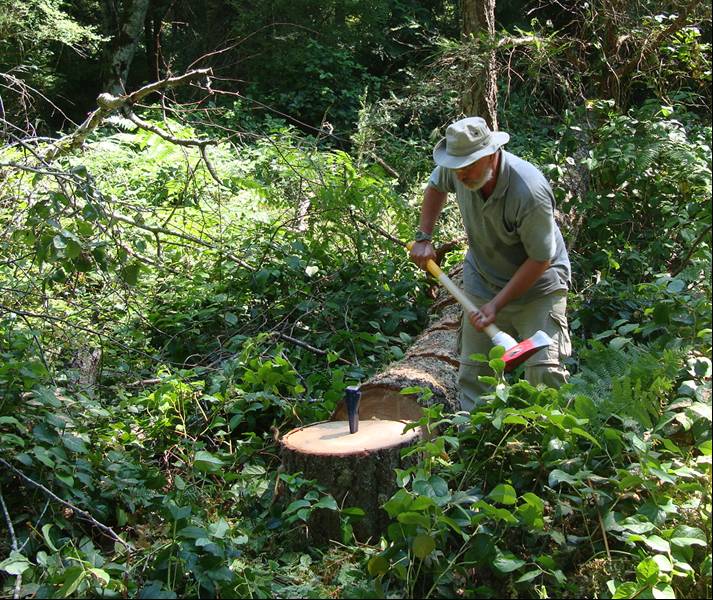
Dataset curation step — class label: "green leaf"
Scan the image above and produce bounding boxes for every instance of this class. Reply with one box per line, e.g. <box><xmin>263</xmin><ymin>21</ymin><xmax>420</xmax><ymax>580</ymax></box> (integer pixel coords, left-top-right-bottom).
<box><xmin>0</xmin><ymin>551</ymin><xmax>32</xmax><ymax>576</ymax></box>
<box><xmin>492</xmin><ymin>551</ymin><xmax>526</xmax><ymax>573</ymax></box>
<box><xmin>436</xmin><ymin>515</ymin><xmax>464</xmax><ymax>536</ymax></box>
<box><xmin>397</xmin><ymin>512</ymin><xmax>430</xmax><ymax>528</ymax></box>
<box><xmin>89</xmin><ymin>568</ymin><xmax>111</xmax><ymax>586</ymax></box>
<box><xmin>55</xmin><ymin>472</ymin><xmax>74</xmax><ymax>487</ymax></box>
<box><xmin>167</xmin><ymin>502</ymin><xmax>191</xmax><ymax>521</ymax></box>
<box><xmin>383</xmin><ymin>488</ymin><xmax>413</xmax><ymax>518</ymax></box>
<box><xmin>429</xmin><ymin>475</ymin><xmax>449</xmax><ymax>498</ymax></box>
<box><xmin>489</xmin><ymin>346</ymin><xmax>505</xmax><ymax>360</ymax></box>
<box><xmin>688</xmin><ymin>402</ymin><xmax>712</xmax><ymax>421</ymax></box>
<box><xmin>209</xmin><ymin>518</ymin><xmax>230</xmax><ymax>539</ymax></box>
<box><xmin>314</xmin><ymin>496</ymin><xmax>338</xmax><ymax>511</ymax></box>
<box><xmin>119</xmin><ymin>262</ymin><xmax>141</xmax><ymax>286</ymax></box>
<box><xmin>488</xmin><ymin>484</ymin><xmax>517</xmax><ymax>505</ymax></box>
<box><xmin>610</xmin><ymin>337</ymin><xmax>631</xmax><ymax>350</ymax></box>
<box><xmin>409</xmin><ymin>496</ymin><xmax>436</xmax><ymax>511</ymax></box>
<box><xmin>57</xmin><ymin>565</ymin><xmax>85</xmax><ymax>598</ymax></box>
<box><xmin>548</xmin><ymin>469</ymin><xmax>577</xmax><ymax>487</ymax></box>
<box><xmin>34</xmin><ymin>387</ymin><xmax>61</xmax><ymax>407</ymax></box>
<box><xmin>178</xmin><ymin>526</ymin><xmax>209</xmax><ymax>539</ymax></box>
<box><xmin>503</xmin><ymin>414</ymin><xmax>528</xmax><ymax>425</ymax></box>
<box><xmin>32</xmin><ymin>446</ymin><xmax>55</xmax><ymax>467</ymax></box>
<box><xmin>285</xmin><ymin>499</ymin><xmax>311</xmax><ymax>514</ymax></box>
<box><xmin>573</xmin><ymin>395</ymin><xmax>597</xmax><ymax>420</ymax></box>
<box><xmin>643</xmin><ymin>535</ymin><xmax>670</xmax><ymax>553</ymax></box>
<box><xmin>671</xmin><ymin>525</ymin><xmax>706</xmax><ymax>543</ymax></box>
<box><xmin>652</xmin><ymin>555</ymin><xmax>672</xmax><ymax>573</ymax></box>
<box><xmin>571</xmin><ymin>427</ymin><xmax>602</xmax><ymax>448</ymax></box>
<box><xmin>612</xmin><ymin>582</ymin><xmax>639</xmax><ymax>598</ymax></box>
<box><xmin>193</xmin><ymin>450</ymin><xmax>224</xmax><ymax>473</ymax></box>
<box><xmin>515</xmin><ymin>569</ymin><xmax>542</xmax><ymax>583</ymax></box>
<box><xmin>42</xmin><ymin>524</ymin><xmax>59</xmax><ymax>552</ymax></box>
<box><xmin>412</xmin><ymin>535</ymin><xmax>436</xmax><ymax>559</ymax></box>
<box><xmin>652</xmin><ymin>584</ymin><xmax>675</xmax><ymax>599</ymax></box>
<box><xmin>521</xmin><ymin>493</ymin><xmax>545</xmax><ymax>512</ymax></box>
<box><xmin>116</xmin><ymin>507</ymin><xmax>128</xmax><ymax>527</ymax></box>
<box><xmin>670</xmin><ymin>537</ymin><xmax>707</xmax><ymax>548</ymax></box>
<box><xmin>636</xmin><ymin>557</ymin><xmax>659</xmax><ymax>585</ymax></box>
<box><xmin>62</xmin><ymin>434</ymin><xmax>88</xmax><ymax>453</ymax></box>
<box><xmin>368</xmin><ymin>555</ymin><xmax>389</xmax><ymax>577</ymax></box>
<box><xmin>489</xmin><ymin>358</ymin><xmax>506</xmax><ymax>372</ymax></box>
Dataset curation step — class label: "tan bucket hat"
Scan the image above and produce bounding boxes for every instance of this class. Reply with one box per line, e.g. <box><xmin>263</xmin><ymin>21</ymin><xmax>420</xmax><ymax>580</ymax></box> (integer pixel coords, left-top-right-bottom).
<box><xmin>433</xmin><ymin>117</ymin><xmax>509</xmax><ymax>169</ymax></box>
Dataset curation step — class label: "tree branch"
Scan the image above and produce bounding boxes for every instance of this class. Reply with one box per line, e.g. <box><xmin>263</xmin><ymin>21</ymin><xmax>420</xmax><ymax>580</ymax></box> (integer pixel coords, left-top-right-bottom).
<box><xmin>0</xmin><ymin>459</ymin><xmax>133</xmax><ymax>551</ymax></box>
<box><xmin>107</xmin><ymin>210</ymin><xmax>253</xmax><ymax>270</ymax></box>
<box><xmin>44</xmin><ymin>68</ymin><xmax>212</xmax><ymax>161</ymax></box>
<box><xmin>670</xmin><ymin>223</ymin><xmax>712</xmax><ymax>277</ymax></box>
<box><xmin>273</xmin><ymin>332</ymin><xmax>352</xmax><ymax>365</ymax></box>
<box><xmin>0</xmin><ymin>484</ymin><xmax>22</xmax><ymax>599</ymax></box>
<box><xmin>615</xmin><ymin>0</ymin><xmax>699</xmax><ymax>80</ymax></box>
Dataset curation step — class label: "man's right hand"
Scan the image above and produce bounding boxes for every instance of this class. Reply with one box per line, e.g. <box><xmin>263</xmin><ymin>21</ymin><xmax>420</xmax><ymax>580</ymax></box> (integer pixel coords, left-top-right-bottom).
<box><xmin>409</xmin><ymin>240</ymin><xmax>437</xmax><ymax>272</ymax></box>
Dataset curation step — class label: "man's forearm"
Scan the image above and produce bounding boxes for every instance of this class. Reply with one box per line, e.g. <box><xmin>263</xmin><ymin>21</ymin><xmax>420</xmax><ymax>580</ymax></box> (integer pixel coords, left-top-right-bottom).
<box><xmin>493</xmin><ymin>258</ymin><xmax>550</xmax><ymax>311</ymax></box>
<box><xmin>418</xmin><ymin>186</ymin><xmax>448</xmax><ymax>234</ymax></box>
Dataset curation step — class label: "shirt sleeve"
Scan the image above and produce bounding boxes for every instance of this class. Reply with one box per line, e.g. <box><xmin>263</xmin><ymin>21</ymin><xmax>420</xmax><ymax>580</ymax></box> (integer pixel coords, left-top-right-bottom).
<box><xmin>517</xmin><ymin>181</ymin><xmax>557</xmax><ymax>262</ymax></box>
<box><xmin>427</xmin><ymin>166</ymin><xmax>455</xmax><ymax>193</ymax></box>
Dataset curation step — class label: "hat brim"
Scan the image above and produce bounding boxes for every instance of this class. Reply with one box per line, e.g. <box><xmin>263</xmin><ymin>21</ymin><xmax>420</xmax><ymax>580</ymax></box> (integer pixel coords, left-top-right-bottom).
<box><xmin>433</xmin><ymin>131</ymin><xmax>510</xmax><ymax>169</ymax></box>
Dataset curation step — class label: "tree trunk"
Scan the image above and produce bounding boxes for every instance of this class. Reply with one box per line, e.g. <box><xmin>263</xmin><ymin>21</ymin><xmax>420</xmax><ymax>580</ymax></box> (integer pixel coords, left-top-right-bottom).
<box><xmin>104</xmin><ymin>0</ymin><xmax>151</xmax><ymax>95</ymax></box>
<box><xmin>461</xmin><ymin>0</ymin><xmax>498</xmax><ymax>130</ymax></box>
<box><xmin>280</xmin><ymin>266</ymin><xmax>464</xmax><ymax>544</ymax></box>
<box><xmin>281</xmin><ymin>420</ymin><xmax>422</xmax><ymax>544</ymax></box>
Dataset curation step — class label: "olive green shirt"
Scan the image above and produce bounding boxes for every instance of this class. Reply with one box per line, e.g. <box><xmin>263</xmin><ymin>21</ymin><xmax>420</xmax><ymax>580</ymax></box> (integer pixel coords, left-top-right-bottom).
<box><xmin>428</xmin><ymin>150</ymin><xmax>570</xmax><ymax>303</ymax></box>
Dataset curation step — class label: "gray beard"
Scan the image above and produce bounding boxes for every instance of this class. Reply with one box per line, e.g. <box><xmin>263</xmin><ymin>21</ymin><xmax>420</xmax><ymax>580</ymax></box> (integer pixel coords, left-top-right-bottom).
<box><xmin>463</xmin><ymin>167</ymin><xmax>493</xmax><ymax>191</ymax></box>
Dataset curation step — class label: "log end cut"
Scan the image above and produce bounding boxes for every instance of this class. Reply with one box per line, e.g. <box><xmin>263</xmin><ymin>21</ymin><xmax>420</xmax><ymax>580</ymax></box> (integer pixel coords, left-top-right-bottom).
<box><xmin>282</xmin><ymin>419</ymin><xmax>420</xmax><ymax>456</ymax></box>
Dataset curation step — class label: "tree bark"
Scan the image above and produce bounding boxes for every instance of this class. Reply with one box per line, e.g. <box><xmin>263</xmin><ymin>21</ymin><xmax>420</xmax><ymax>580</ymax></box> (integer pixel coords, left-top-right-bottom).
<box><xmin>331</xmin><ymin>269</ymin><xmax>463</xmax><ymax>422</ymax></box>
<box><xmin>104</xmin><ymin>0</ymin><xmax>151</xmax><ymax>95</ymax></box>
<box><xmin>281</xmin><ymin>420</ymin><xmax>422</xmax><ymax>544</ymax></box>
<box><xmin>461</xmin><ymin>0</ymin><xmax>498</xmax><ymax>130</ymax></box>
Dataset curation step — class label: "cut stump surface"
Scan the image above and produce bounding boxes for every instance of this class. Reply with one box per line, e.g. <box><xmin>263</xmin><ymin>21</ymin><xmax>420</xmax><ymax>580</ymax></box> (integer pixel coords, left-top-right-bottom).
<box><xmin>280</xmin><ymin>419</ymin><xmax>422</xmax><ymax>544</ymax></box>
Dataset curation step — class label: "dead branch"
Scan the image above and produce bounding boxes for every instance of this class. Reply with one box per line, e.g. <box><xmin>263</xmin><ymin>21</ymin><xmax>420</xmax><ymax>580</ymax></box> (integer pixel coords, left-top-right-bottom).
<box><xmin>107</xmin><ymin>210</ymin><xmax>253</xmax><ymax>270</ymax></box>
<box><xmin>0</xmin><ymin>484</ymin><xmax>22</xmax><ymax>599</ymax></box>
<box><xmin>43</xmin><ymin>68</ymin><xmax>212</xmax><ymax>161</ymax></box>
<box><xmin>0</xmin><ymin>458</ymin><xmax>132</xmax><ymax>552</ymax></box>
<box><xmin>127</xmin><ymin>111</ymin><xmax>214</xmax><ymax>148</ymax></box>
<box><xmin>273</xmin><ymin>332</ymin><xmax>352</xmax><ymax>365</ymax></box>
<box><xmin>615</xmin><ymin>0</ymin><xmax>700</xmax><ymax>80</ymax></box>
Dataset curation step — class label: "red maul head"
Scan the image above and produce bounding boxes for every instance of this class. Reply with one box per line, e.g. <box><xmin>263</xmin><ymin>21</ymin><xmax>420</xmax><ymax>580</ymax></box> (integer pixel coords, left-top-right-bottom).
<box><xmin>502</xmin><ymin>330</ymin><xmax>553</xmax><ymax>372</ymax></box>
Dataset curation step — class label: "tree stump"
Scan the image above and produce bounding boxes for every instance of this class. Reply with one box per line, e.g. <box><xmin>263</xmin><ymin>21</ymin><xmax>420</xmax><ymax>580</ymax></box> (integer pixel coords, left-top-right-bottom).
<box><xmin>280</xmin><ymin>262</ymin><xmax>466</xmax><ymax>544</ymax></box>
<box><xmin>281</xmin><ymin>419</ymin><xmax>421</xmax><ymax>544</ymax></box>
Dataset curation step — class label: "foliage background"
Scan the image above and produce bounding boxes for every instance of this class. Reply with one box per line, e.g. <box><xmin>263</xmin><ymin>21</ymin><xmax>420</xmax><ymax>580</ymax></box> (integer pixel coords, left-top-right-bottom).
<box><xmin>0</xmin><ymin>0</ymin><xmax>711</xmax><ymax>598</ymax></box>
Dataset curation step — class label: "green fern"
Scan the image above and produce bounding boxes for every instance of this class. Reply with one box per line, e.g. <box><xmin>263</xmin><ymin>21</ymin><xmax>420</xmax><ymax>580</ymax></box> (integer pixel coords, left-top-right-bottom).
<box><xmin>569</xmin><ymin>342</ymin><xmax>682</xmax><ymax>432</ymax></box>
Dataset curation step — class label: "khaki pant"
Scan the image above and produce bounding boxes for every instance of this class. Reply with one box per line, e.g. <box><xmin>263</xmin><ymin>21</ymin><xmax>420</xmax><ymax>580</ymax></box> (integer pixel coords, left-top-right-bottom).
<box><xmin>457</xmin><ymin>289</ymin><xmax>571</xmax><ymax>411</ymax></box>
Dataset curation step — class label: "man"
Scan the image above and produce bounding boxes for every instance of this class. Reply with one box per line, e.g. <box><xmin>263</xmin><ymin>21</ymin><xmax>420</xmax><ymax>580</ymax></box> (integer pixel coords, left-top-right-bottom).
<box><xmin>410</xmin><ymin>116</ymin><xmax>571</xmax><ymax>410</ymax></box>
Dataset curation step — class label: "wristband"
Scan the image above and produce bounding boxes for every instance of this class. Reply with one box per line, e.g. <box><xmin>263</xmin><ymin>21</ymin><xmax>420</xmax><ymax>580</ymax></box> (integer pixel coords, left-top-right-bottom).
<box><xmin>414</xmin><ymin>230</ymin><xmax>432</xmax><ymax>243</ymax></box>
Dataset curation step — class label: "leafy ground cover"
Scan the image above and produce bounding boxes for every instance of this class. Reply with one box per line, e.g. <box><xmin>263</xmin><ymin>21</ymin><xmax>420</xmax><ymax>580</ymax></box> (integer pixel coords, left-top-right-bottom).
<box><xmin>0</xmin><ymin>98</ymin><xmax>711</xmax><ymax>598</ymax></box>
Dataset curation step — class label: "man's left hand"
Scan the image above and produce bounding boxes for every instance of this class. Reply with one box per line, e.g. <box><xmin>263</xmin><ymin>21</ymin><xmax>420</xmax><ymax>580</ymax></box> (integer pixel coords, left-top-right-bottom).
<box><xmin>467</xmin><ymin>300</ymin><xmax>497</xmax><ymax>332</ymax></box>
